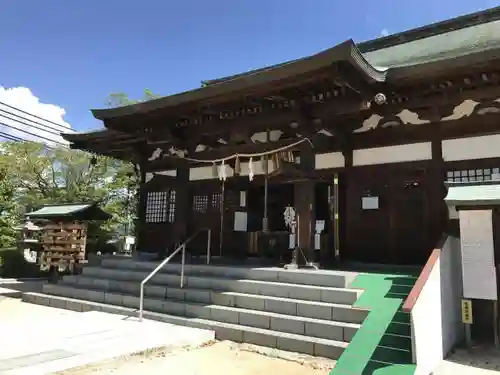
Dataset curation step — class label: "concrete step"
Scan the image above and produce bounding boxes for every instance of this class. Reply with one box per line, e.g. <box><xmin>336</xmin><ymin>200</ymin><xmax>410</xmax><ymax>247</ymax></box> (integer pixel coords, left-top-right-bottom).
<box><xmin>42</xmin><ymin>284</ymin><xmax>364</xmax><ymax>341</ymax></box>
<box><xmin>100</xmin><ymin>258</ymin><xmax>353</xmax><ymax>288</ymax></box>
<box><xmin>23</xmin><ymin>291</ymin><xmax>349</xmax><ymax>359</ymax></box>
<box><xmin>62</xmin><ymin>275</ymin><xmax>368</xmax><ymax>323</ymax></box>
<box><xmin>80</xmin><ymin>267</ymin><xmax>362</xmax><ymax>305</ymax></box>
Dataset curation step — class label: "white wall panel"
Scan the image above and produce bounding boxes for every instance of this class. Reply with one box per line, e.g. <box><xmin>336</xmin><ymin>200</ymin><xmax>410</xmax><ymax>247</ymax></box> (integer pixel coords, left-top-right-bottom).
<box><xmin>442</xmin><ymin>134</ymin><xmax>500</xmax><ymax>162</ymax></box>
<box><xmin>315</xmin><ymin>152</ymin><xmax>345</xmax><ymax>169</ymax></box>
<box><xmin>353</xmin><ymin>142</ymin><xmax>432</xmax><ymax>166</ymax></box>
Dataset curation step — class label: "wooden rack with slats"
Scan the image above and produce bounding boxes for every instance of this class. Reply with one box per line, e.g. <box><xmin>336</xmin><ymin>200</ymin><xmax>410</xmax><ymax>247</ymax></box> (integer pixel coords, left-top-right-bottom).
<box><xmin>39</xmin><ymin>221</ymin><xmax>87</xmax><ymax>273</ymax></box>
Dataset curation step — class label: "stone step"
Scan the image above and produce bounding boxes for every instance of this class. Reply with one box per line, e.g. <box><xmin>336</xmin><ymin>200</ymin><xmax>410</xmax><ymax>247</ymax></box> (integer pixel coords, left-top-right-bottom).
<box><xmin>42</xmin><ymin>284</ymin><xmax>364</xmax><ymax>341</ymax></box>
<box><xmin>100</xmin><ymin>258</ymin><xmax>353</xmax><ymax>288</ymax></box>
<box><xmin>23</xmin><ymin>292</ymin><xmax>349</xmax><ymax>359</ymax></box>
<box><xmin>80</xmin><ymin>267</ymin><xmax>362</xmax><ymax>304</ymax></box>
<box><xmin>62</xmin><ymin>275</ymin><xmax>367</xmax><ymax>322</ymax></box>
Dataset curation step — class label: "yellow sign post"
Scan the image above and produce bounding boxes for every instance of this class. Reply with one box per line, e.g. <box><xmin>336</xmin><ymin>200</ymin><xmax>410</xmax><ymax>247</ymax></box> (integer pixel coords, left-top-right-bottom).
<box><xmin>461</xmin><ymin>299</ymin><xmax>473</xmax><ymax>324</ymax></box>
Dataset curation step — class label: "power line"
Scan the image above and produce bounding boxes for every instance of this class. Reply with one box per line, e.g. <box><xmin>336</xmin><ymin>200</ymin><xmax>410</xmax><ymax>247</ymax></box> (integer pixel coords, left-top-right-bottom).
<box><xmin>0</xmin><ymin>100</ymin><xmax>72</xmax><ymax>148</ymax></box>
<box><xmin>0</xmin><ymin>100</ymin><xmax>70</xmax><ymax>132</ymax></box>
<box><xmin>0</xmin><ymin>108</ymin><xmax>62</xmax><ymax>137</ymax></box>
<box><xmin>0</xmin><ymin>121</ymin><xmax>67</xmax><ymax>147</ymax></box>
<box><xmin>0</xmin><ymin>131</ymin><xmax>24</xmax><ymax>142</ymax></box>
<box><xmin>0</xmin><ymin>132</ymin><xmax>55</xmax><ymax>151</ymax></box>
<box><xmin>0</xmin><ymin>130</ymin><xmax>55</xmax><ymax>150</ymax></box>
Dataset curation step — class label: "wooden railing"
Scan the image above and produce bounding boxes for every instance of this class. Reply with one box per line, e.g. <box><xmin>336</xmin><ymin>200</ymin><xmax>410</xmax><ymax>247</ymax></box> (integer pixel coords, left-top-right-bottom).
<box><xmin>402</xmin><ymin>234</ymin><xmax>449</xmax><ymax>312</ymax></box>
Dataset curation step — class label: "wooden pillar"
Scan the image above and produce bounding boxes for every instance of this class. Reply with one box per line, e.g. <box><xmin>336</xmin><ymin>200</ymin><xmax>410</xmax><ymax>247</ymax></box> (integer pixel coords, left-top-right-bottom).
<box><xmin>174</xmin><ymin>161</ymin><xmax>189</xmax><ymax>244</ymax></box>
<box><xmin>340</xmin><ymin>148</ymin><xmax>353</xmax><ymax>263</ymax></box>
<box><xmin>430</xmin><ymin>126</ymin><xmax>447</xmax><ymax>245</ymax></box>
<box><xmin>135</xmin><ymin>161</ymin><xmax>147</xmax><ymax>252</ymax></box>
<box><xmin>294</xmin><ymin>142</ymin><xmax>316</xmax><ymax>264</ymax></box>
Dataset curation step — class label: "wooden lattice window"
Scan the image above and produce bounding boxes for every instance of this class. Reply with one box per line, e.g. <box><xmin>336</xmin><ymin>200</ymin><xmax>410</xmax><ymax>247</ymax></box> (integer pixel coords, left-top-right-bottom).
<box><xmin>446</xmin><ymin>168</ymin><xmax>500</xmax><ymax>183</ymax></box>
<box><xmin>167</xmin><ymin>189</ymin><xmax>176</xmax><ymax>223</ymax></box>
<box><xmin>193</xmin><ymin>195</ymin><xmax>208</xmax><ymax>213</ymax></box>
<box><xmin>145</xmin><ymin>190</ymin><xmax>176</xmax><ymax>223</ymax></box>
<box><xmin>211</xmin><ymin>193</ymin><xmax>222</xmax><ymax>210</ymax></box>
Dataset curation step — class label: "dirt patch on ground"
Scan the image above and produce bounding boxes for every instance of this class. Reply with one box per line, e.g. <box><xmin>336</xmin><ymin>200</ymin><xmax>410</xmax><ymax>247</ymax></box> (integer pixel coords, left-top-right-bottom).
<box><xmin>60</xmin><ymin>341</ymin><xmax>334</xmax><ymax>375</ymax></box>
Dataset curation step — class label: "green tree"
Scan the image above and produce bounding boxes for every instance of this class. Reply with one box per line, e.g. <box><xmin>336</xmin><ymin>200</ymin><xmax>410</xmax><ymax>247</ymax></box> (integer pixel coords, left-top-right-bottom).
<box><xmin>0</xmin><ymin>165</ymin><xmax>18</xmax><ymax>247</ymax></box>
<box><xmin>0</xmin><ymin>141</ymin><xmax>138</xmax><ymax>249</ymax></box>
<box><xmin>104</xmin><ymin>89</ymin><xmax>159</xmax><ymax>236</ymax></box>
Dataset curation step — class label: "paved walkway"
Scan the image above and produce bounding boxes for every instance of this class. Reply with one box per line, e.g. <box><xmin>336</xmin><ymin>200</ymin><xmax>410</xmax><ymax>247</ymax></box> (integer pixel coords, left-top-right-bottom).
<box><xmin>0</xmin><ymin>296</ymin><xmax>214</xmax><ymax>375</ymax></box>
<box><xmin>0</xmin><ymin>278</ymin><xmax>45</xmax><ymax>297</ymax></box>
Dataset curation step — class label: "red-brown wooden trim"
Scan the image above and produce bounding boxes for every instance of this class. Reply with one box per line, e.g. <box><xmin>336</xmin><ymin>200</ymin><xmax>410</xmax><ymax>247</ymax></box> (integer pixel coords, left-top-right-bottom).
<box><xmin>402</xmin><ymin>234</ymin><xmax>448</xmax><ymax>312</ymax></box>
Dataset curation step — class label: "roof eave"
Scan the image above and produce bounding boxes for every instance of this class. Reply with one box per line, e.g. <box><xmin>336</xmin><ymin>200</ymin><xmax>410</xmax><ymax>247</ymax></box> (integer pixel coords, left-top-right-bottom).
<box><xmin>91</xmin><ymin>40</ymin><xmax>384</xmax><ymax>122</ymax></box>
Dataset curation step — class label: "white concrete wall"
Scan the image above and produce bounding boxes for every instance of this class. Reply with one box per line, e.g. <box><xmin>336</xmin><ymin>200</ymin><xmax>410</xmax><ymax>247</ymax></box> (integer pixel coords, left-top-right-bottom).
<box><xmin>412</xmin><ymin>236</ymin><xmax>463</xmax><ymax>375</ymax></box>
<box><xmin>440</xmin><ymin>236</ymin><xmax>463</xmax><ymax>355</ymax></box>
<box><xmin>442</xmin><ymin>134</ymin><xmax>500</xmax><ymax>161</ymax></box>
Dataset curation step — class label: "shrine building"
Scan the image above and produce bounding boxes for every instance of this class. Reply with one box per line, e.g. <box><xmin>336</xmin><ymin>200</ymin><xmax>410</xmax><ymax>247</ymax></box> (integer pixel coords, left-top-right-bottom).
<box><xmin>63</xmin><ymin>7</ymin><xmax>500</xmax><ymax>268</ymax></box>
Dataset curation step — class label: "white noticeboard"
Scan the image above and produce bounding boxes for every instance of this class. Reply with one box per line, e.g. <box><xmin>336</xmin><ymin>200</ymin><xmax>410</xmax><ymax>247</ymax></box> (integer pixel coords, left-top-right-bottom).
<box><xmin>459</xmin><ymin>209</ymin><xmax>498</xmax><ymax>301</ymax></box>
<box><xmin>233</xmin><ymin>212</ymin><xmax>248</xmax><ymax>232</ymax></box>
<box><xmin>362</xmin><ymin>196</ymin><xmax>379</xmax><ymax>210</ymax></box>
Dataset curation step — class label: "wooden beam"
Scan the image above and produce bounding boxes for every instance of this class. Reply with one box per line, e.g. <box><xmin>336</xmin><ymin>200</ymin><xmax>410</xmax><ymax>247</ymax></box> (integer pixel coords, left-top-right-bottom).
<box><xmin>355</xmin><ymin>112</ymin><xmax>500</xmax><ymax>149</ymax></box>
<box><xmin>312</xmin><ymin>112</ymin><xmax>500</xmax><ymax>154</ymax></box>
<box><xmin>376</xmin><ymin>83</ymin><xmax>500</xmax><ymax>116</ymax></box>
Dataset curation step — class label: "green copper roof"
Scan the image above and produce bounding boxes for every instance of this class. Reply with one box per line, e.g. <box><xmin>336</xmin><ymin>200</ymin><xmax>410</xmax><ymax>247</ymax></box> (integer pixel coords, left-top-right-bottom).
<box><xmin>445</xmin><ymin>182</ymin><xmax>500</xmax><ymax>207</ymax></box>
<box><xmin>203</xmin><ymin>7</ymin><xmax>500</xmax><ymax>84</ymax></box>
<box><xmin>25</xmin><ymin>203</ymin><xmax>111</xmax><ymax>220</ymax></box>
<box><xmin>364</xmin><ymin>20</ymin><xmax>500</xmax><ymax>69</ymax></box>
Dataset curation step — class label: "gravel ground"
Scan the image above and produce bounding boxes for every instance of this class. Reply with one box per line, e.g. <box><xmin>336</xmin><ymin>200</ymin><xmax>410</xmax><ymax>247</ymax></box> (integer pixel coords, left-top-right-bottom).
<box><xmin>57</xmin><ymin>341</ymin><xmax>335</xmax><ymax>375</ymax></box>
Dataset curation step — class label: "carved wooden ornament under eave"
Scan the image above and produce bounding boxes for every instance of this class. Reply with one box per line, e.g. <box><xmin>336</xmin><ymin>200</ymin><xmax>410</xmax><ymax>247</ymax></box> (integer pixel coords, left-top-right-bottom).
<box><xmin>474</xmin><ymin>101</ymin><xmax>500</xmax><ymax>115</ymax></box>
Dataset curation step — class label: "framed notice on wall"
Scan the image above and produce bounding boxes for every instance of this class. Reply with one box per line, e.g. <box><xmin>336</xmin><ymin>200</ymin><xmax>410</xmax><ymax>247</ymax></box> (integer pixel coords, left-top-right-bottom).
<box><xmin>459</xmin><ymin>209</ymin><xmax>498</xmax><ymax>301</ymax></box>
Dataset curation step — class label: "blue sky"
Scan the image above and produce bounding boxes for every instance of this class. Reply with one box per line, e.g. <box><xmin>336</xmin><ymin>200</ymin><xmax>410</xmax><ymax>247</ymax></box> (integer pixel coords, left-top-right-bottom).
<box><xmin>0</xmin><ymin>0</ymin><xmax>497</xmax><ymax>133</ymax></box>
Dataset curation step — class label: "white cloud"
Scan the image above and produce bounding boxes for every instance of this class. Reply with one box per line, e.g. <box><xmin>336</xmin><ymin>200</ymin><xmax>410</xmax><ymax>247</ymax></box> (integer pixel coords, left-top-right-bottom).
<box><xmin>0</xmin><ymin>86</ymin><xmax>73</xmax><ymax>147</ymax></box>
<box><xmin>380</xmin><ymin>28</ymin><xmax>389</xmax><ymax>37</ymax></box>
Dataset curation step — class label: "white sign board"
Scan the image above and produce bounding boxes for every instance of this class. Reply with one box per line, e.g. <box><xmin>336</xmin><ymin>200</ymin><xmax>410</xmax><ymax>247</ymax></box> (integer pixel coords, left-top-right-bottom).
<box><xmin>362</xmin><ymin>196</ymin><xmax>379</xmax><ymax>210</ymax></box>
<box><xmin>233</xmin><ymin>212</ymin><xmax>248</xmax><ymax>232</ymax></box>
<box><xmin>459</xmin><ymin>209</ymin><xmax>498</xmax><ymax>301</ymax></box>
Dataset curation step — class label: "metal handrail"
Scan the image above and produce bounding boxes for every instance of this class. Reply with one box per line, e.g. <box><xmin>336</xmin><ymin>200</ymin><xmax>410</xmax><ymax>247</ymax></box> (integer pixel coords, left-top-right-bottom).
<box><xmin>139</xmin><ymin>228</ymin><xmax>211</xmax><ymax>321</ymax></box>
